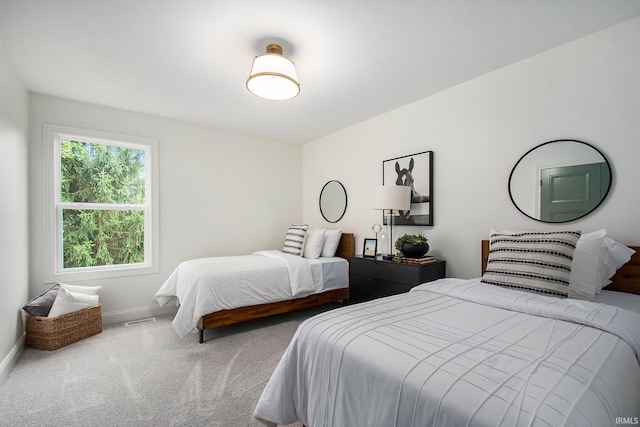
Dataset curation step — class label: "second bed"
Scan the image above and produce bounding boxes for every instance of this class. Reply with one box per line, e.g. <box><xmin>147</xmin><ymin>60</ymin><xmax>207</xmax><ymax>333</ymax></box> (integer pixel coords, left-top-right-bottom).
<box><xmin>155</xmin><ymin>232</ymin><xmax>354</xmax><ymax>342</ymax></box>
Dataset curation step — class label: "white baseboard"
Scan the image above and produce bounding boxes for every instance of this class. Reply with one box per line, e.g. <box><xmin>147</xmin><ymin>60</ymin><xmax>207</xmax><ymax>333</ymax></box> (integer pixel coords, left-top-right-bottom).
<box><xmin>101</xmin><ymin>302</ymin><xmax>177</xmax><ymax>326</ymax></box>
<box><xmin>0</xmin><ymin>333</ymin><xmax>25</xmax><ymax>386</ymax></box>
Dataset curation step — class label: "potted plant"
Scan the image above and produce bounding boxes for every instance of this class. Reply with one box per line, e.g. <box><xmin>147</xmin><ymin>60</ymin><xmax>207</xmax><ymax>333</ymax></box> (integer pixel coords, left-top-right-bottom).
<box><xmin>395</xmin><ymin>233</ymin><xmax>429</xmax><ymax>262</ymax></box>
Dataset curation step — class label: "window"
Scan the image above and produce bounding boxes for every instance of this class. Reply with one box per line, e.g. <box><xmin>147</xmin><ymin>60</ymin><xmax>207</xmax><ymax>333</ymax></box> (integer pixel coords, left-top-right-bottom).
<box><xmin>44</xmin><ymin>124</ymin><xmax>158</xmax><ymax>280</ymax></box>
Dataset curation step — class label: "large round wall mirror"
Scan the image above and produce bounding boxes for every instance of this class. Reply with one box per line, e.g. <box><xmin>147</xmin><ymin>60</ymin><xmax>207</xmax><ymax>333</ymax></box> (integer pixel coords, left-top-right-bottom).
<box><xmin>319</xmin><ymin>180</ymin><xmax>347</xmax><ymax>223</ymax></box>
<box><xmin>509</xmin><ymin>139</ymin><xmax>612</xmax><ymax>223</ymax></box>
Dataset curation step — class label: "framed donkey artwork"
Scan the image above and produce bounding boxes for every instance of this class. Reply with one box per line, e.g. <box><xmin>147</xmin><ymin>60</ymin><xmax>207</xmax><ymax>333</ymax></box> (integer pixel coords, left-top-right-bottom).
<box><xmin>382</xmin><ymin>151</ymin><xmax>433</xmax><ymax>226</ymax></box>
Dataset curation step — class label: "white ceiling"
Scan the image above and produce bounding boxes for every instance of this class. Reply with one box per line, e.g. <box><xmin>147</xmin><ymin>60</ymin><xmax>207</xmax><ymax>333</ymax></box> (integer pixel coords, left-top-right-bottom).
<box><xmin>1</xmin><ymin>1</ymin><xmax>640</xmax><ymax>144</ymax></box>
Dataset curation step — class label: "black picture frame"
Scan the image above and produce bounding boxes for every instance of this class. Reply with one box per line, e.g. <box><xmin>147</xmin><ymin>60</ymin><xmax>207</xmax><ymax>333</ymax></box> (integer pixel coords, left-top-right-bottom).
<box><xmin>363</xmin><ymin>238</ymin><xmax>377</xmax><ymax>258</ymax></box>
<box><xmin>382</xmin><ymin>151</ymin><xmax>433</xmax><ymax>226</ymax></box>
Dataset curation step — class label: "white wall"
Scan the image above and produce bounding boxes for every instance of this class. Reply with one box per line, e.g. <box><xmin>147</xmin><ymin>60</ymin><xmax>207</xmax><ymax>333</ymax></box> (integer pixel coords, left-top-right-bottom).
<box><xmin>303</xmin><ymin>17</ymin><xmax>640</xmax><ymax>279</ymax></box>
<box><xmin>29</xmin><ymin>94</ymin><xmax>303</xmax><ymax>324</ymax></box>
<box><xmin>0</xmin><ymin>44</ymin><xmax>29</xmax><ymax>381</ymax></box>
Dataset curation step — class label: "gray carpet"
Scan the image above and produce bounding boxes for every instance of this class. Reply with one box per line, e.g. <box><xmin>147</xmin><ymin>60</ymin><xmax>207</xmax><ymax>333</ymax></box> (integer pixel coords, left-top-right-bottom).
<box><xmin>0</xmin><ymin>304</ymin><xmax>340</xmax><ymax>427</ymax></box>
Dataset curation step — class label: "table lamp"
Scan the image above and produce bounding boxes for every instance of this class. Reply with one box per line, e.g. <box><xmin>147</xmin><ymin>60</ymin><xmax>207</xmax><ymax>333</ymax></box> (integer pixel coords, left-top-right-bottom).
<box><xmin>373</xmin><ymin>185</ymin><xmax>411</xmax><ymax>259</ymax></box>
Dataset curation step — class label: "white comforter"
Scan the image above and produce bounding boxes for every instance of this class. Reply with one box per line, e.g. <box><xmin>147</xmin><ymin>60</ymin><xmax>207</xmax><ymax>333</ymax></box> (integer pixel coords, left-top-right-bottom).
<box><xmin>155</xmin><ymin>250</ymin><xmax>322</xmax><ymax>337</ymax></box>
<box><xmin>254</xmin><ymin>278</ymin><xmax>640</xmax><ymax>427</ymax></box>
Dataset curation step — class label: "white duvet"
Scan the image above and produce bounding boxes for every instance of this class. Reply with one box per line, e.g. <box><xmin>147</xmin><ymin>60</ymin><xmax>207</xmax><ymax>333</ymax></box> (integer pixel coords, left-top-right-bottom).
<box><xmin>155</xmin><ymin>250</ymin><xmax>322</xmax><ymax>337</ymax></box>
<box><xmin>254</xmin><ymin>278</ymin><xmax>640</xmax><ymax>427</ymax></box>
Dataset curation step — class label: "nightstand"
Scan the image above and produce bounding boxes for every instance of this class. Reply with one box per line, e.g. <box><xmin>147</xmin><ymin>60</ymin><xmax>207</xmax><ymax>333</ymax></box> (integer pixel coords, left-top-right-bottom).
<box><xmin>349</xmin><ymin>255</ymin><xmax>446</xmax><ymax>303</ymax></box>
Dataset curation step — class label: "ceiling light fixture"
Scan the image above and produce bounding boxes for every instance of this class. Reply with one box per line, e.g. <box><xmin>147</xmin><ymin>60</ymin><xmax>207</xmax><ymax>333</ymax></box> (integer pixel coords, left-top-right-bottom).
<box><xmin>246</xmin><ymin>44</ymin><xmax>300</xmax><ymax>100</ymax></box>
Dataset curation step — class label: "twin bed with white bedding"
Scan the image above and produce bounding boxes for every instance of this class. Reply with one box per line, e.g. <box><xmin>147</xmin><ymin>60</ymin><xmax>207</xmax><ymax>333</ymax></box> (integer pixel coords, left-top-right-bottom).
<box><xmin>155</xmin><ymin>229</ymin><xmax>354</xmax><ymax>342</ymax></box>
<box><xmin>254</xmin><ymin>231</ymin><xmax>640</xmax><ymax>427</ymax></box>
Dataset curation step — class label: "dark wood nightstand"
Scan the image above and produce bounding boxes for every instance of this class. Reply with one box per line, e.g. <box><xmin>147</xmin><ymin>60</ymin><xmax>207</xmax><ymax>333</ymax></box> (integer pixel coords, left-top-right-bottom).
<box><xmin>349</xmin><ymin>255</ymin><xmax>446</xmax><ymax>303</ymax></box>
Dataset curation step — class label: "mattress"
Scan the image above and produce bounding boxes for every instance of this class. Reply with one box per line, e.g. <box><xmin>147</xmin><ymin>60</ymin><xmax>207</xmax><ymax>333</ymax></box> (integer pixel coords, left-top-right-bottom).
<box><xmin>254</xmin><ymin>278</ymin><xmax>640</xmax><ymax>427</ymax></box>
<box><xmin>155</xmin><ymin>251</ymin><xmax>348</xmax><ymax>337</ymax></box>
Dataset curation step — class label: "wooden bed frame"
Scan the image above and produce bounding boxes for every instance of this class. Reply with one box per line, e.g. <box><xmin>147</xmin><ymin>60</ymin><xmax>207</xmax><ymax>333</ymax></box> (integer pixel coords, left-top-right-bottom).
<box><xmin>481</xmin><ymin>240</ymin><xmax>640</xmax><ymax>295</ymax></box>
<box><xmin>197</xmin><ymin>233</ymin><xmax>356</xmax><ymax>343</ymax></box>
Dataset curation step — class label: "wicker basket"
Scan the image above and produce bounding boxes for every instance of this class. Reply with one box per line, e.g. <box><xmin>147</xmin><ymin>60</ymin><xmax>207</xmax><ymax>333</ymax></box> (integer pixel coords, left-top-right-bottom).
<box><xmin>25</xmin><ymin>304</ymin><xmax>102</xmax><ymax>351</ymax></box>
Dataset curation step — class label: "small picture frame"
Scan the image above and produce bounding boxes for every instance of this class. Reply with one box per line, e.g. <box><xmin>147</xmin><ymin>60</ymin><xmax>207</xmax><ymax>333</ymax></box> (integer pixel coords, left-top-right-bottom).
<box><xmin>363</xmin><ymin>238</ymin><xmax>378</xmax><ymax>258</ymax></box>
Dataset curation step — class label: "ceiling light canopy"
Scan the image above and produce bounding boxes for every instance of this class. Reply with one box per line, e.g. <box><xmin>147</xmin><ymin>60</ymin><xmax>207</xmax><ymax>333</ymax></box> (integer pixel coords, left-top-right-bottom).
<box><xmin>246</xmin><ymin>44</ymin><xmax>300</xmax><ymax>101</ymax></box>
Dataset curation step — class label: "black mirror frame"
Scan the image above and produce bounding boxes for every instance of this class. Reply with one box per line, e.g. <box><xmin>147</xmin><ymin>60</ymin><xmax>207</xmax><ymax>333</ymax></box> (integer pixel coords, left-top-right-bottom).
<box><xmin>319</xmin><ymin>180</ymin><xmax>348</xmax><ymax>223</ymax></box>
<box><xmin>508</xmin><ymin>139</ymin><xmax>612</xmax><ymax>223</ymax></box>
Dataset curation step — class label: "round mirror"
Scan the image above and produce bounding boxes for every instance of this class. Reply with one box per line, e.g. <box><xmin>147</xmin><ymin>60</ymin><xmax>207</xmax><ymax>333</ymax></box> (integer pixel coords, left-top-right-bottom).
<box><xmin>509</xmin><ymin>139</ymin><xmax>611</xmax><ymax>223</ymax></box>
<box><xmin>319</xmin><ymin>180</ymin><xmax>347</xmax><ymax>223</ymax></box>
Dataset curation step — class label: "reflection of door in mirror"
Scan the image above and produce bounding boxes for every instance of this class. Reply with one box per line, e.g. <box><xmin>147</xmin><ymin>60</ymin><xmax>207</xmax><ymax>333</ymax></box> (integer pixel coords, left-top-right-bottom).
<box><xmin>540</xmin><ymin>163</ymin><xmax>610</xmax><ymax>222</ymax></box>
<box><xmin>509</xmin><ymin>140</ymin><xmax>612</xmax><ymax>223</ymax></box>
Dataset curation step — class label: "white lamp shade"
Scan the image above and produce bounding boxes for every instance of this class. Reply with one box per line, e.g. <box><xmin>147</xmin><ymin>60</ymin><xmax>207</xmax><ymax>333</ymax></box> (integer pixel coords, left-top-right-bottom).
<box><xmin>373</xmin><ymin>185</ymin><xmax>411</xmax><ymax>211</ymax></box>
<box><xmin>247</xmin><ymin>45</ymin><xmax>300</xmax><ymax>101</ymax></box>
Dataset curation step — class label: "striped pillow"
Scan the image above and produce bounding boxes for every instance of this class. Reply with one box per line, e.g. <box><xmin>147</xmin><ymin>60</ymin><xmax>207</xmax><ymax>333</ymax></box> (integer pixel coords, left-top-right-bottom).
<box><xmin>283</xmin><ymin>224</ymin><xmax>308</xmax><ymax>256</ymax></box>
<box><xmin>481</xmin><ymin>231</ymin><xmax>581</xmax><ymax>297</ymax></box>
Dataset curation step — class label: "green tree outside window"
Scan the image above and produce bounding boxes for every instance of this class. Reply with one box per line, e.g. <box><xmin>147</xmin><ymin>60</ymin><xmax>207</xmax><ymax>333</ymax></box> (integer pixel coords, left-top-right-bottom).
<box><xmin>60</xmin><ymin>139</ymin><xmax>146</xmax><ymax>268</ymax></box>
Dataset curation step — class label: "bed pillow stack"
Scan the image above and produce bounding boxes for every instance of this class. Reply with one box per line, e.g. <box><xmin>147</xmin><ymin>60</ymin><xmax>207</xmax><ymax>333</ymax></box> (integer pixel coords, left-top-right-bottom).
<box><xmin>302</xmin><ymin>228</ymin><xmax>342</xmax><ymax>259</ymax></box>
<box><xmin>283</xmin><ymin>225</ymin><xmax>343</xmax><ymax>258</ymax></box>
<box><xmin>483</xmin><ymin>229</ymin><xmax>635</xmax><ymax>300</ymax></box>
<box><xmin>481</xmin><ymin>230</ymin><xmax>581</xmax><ymax>297</ymax></box>
<box><xmin>23</xmin><ymin>283</ymin><xmax>101</xmax><ymax>318</ymax></box>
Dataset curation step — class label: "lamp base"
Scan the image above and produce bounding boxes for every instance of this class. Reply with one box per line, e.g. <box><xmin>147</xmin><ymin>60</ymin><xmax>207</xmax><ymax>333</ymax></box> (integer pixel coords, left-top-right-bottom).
<box><xmin>382</xmin><ymin>254</ymin><xmax>394</xmax><ymax>261</ymax></box>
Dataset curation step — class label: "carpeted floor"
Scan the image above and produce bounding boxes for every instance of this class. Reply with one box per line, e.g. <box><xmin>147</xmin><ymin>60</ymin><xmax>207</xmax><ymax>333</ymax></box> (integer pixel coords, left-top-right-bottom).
<box><xmin>0</xmin><ymin>304</ymin><xmax>340</xmax><ymax>427</ymax></box>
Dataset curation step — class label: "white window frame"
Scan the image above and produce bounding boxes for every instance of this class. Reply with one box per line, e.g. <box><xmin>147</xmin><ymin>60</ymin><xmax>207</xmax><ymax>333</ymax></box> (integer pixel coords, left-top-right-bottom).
<box><xmin>44</xmin><ymin>124</ymin><xmax>159</xmax><ymax>281</ymax></box>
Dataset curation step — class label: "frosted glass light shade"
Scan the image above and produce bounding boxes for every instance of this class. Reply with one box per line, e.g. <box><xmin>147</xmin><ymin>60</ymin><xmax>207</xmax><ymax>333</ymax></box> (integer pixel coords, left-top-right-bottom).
<box><xmin>247</xmin><ymin>44</ymin><xmax>300</xmax><ymax>100</ymax></box>
<box><xmin>373</xmin><ymin>185</ymin><xmax>411</xmax><ymax>211</ymax></box>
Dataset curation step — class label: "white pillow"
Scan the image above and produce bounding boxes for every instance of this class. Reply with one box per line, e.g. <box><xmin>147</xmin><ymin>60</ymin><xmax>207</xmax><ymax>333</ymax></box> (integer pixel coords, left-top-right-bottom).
<box><xmin>48</xmin><ymin>287</ymin><xmax>99</xmax><ymax>318</ymax></box>
<box><xmin>568</xmin><ymin>229</ymin><xmax>606</xmax><ymax>301</ymax></box>
<box><xmin>596</xmin><ymin>237</ymin><xmax>636</xmax><ymax>293</ymax></box>
<box><xmin>60</xmin><ymin>283</ymin><xmax>102</xmax><ymax>295</ymax></box>
<box><xmin>321</xmin><ymin>229</ymin><xmax>343</xmax><ymax>257</ymax></box>
<box><xmin>303</xmin><ymin>228</ymin><xmax>327</xmax><ymax>259</ymax></box>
